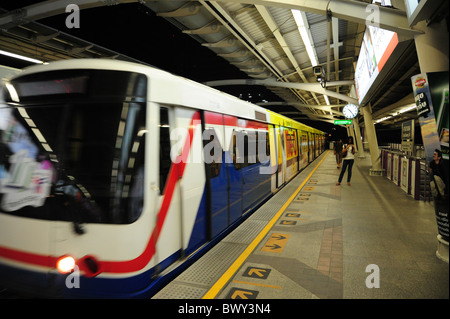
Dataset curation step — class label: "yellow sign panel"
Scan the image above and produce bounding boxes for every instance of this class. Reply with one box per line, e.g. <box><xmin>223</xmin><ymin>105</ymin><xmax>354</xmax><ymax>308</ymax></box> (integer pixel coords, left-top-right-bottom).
<box><xmin>261</xmin><ymin>233</ymin><xmax>290</xmax><ymax>253</ymax></box>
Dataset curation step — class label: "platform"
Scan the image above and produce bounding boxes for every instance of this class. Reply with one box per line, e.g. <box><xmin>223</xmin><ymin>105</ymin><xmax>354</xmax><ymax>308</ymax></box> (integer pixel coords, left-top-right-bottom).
<box><xmin>153</xmin><ymin>150</ymin><xmax>449</xmax><ymax>299</ymax></box>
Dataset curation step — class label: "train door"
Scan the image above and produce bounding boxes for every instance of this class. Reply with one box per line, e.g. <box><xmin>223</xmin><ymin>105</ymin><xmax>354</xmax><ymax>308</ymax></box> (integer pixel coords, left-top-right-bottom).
<box><xmin>299</xmin><ymin>131</ymin><xmax>308</xmax><ymax>170</ymax></box>
<box><xmin>203</xmin><ymin>112</ymin><xmax>230</xmax><ymax>239</ymax></box>
<box><xmin>297</xmin><ymin>129</ymin><xmax>302</xmax><ymax>170</ymax></box>
<box><xmin>228</xmin><ymin>128</ymin><xmax>244</xmax><ymax>223</ymax></box>
<box><xmin>284</xmin><ymin>128</ymin><xmax>298</xmax><ymax>180</ymax></box>
<box><xmin>268</xmin><ymin>124</ymin><xmax>278</xmax><ymax>192</ymax></box>
<box><xmin>277</xmin><ymin>125</ymin><xmax>286</xmax><ymax>187</ymax></box>
<box><xmin>240</xmin><ymin>124</ymin><xmax>271</xmax><ymax>214</ymax></box>
<box><xmin>155</xmin><ymin>106</ymin><xmax>207</xmax><ymax>263</ymax></box>
<box><xmin>315</xmin><ymin>134</ymin><xmax>319</xmax><ymax>158</ymax></box>
<box><xmin>309</xmin><ymin>132</ymin><xmax>314</xmax><ymax>162</ymax></box>
<box><xmin>294</xmin><ymin>129</ymin><xmax>299</xmax><ymax>173</ymax></box>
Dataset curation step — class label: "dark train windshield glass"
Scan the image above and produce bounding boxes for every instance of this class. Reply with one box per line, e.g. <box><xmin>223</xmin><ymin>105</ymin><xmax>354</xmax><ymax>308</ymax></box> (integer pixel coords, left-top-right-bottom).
<box><xmin>0</xmin><ymin>70</ymin><xmax>147</xmax><ymax>224</ymax></box>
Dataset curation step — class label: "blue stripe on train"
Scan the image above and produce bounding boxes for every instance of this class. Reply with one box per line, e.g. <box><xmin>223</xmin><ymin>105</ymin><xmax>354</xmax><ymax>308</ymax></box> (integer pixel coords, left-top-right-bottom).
<box><xmin>187</xmin><ymin>151</ymin><xmax>272</xmax><ymax>251</ymax></box>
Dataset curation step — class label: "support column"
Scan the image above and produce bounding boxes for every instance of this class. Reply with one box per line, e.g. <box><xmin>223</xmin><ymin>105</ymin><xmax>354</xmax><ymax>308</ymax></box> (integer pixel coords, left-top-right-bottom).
<box><xmin>414</xmin><ymin>19</ymin><xmax>449</xmax><ymax>73</ymax></box>
<box><xmin>352</xmin><ymin>118</ymin><xmax>365</xmax><ymax>159</ymax></box>
<box><xmin>362</xmin><ymin>104</ymin><xmax>384</xmax><ymax>175</ymax></box>
<box><xmin>413</xmin><ymin>19</ymin><xmax>449</xmax><ymax>264</ymax></box>
<box><xmin>346</xmin><ymin>125</ymin><xmax>353</xmax><ymax>141</ymax></box>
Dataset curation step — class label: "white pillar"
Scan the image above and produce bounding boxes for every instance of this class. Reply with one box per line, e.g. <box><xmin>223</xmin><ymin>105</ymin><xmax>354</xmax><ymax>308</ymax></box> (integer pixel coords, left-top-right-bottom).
<box><xmin>362</xmin><ymin>104</ymin><xmax>384</xmax><ymax>175</ymax></box>
<box><xmin>414</xmin><ymin>20</ymin><xmax>449</xmax><ymax>73</ymax></box>
<box><xmin>352</xmin><ymin>118</ymin><xmax>365</xmax><ymax>159</ymax></box>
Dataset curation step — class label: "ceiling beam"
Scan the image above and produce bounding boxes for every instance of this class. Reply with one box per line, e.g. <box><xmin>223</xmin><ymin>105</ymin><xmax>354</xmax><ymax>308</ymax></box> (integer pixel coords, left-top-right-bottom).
<box><xmin>0</xmin><ymin>0</ymin><xmax>420</xmax><ymax>35</ymax></box>
<box><xmin>258</xmin><ymin>101</ymin><xmax>345</xmax><ymax>115</ymax></box>
<box><xmin>209</xmin><ymin>0</ymin><xmax>421</xmax><ymax>36</ymax></box>
<box><xmin>205</xmin><ymin>78</ymin><xmax>358</xmax><ymax>104</ymax></box>
<box><xmin>255</xmin><ymin>5</ymin><xmax>321</xmax><ymax>107</ymax></box>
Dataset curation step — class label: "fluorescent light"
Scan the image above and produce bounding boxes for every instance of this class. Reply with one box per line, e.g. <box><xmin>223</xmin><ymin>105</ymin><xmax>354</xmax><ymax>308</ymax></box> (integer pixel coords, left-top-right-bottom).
<box><xmin>324</xmin><ymin>95</ymin><xmax>330</xmax><ymax>105</ymax></box>
<box><xmin>398</xmin><ymin>104</ymin><xmax>417</xmax><ymax>114</ymax></box>
<box><xmin>0</xmin><ymin>49</ymin><xmax>45</xmax><ymax>64</ymax></box>
<box><xmin>292</xmin><ymin>10</ymin><xmax>319</xmax><ymax>66</ymax></box>
<box><xmin>375</xmin><ymin>116</ymin><xmax>393</xmax><ymax>124</ymax></box>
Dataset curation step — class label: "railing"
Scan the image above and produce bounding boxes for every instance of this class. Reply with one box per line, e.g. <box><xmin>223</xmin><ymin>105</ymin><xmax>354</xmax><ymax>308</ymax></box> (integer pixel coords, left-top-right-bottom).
<box><xmin>380</xmin><ymin>148</ymin><xmax>431</xmax><ymax>201</ymax></box>
<box><xmin>419</xmin><ymin>160</ymin><xmax>432</xmax><ymax>202</ymax></box>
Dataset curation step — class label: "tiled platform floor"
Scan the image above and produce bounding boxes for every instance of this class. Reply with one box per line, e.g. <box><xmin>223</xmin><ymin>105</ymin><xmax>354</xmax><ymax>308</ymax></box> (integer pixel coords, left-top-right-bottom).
<box><xmin>154</xmin><ymin>150</ymin><xmax>449</xmax><ymax>299</ymax></box>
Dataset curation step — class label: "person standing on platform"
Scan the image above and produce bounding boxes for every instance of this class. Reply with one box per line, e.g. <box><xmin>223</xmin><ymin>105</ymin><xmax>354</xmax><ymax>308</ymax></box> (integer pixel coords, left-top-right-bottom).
<box><xmin>429</xmin><ymin>149</ymin><xmax>448</xmax><ymax>199</ymax></box>
<box><xmin>429</xmin><ymin>149</ymin><xmax>449</xmax><ymax>244</ymax></box>
<box><xmin>336</xmin><ymin>136</ymin><xmax>356</xmax><ymax>186</ymax></box>
<box><xmin>334</xmin><ymin>138</ymin><xmax>343</xmax><ymax>169</ymax></box>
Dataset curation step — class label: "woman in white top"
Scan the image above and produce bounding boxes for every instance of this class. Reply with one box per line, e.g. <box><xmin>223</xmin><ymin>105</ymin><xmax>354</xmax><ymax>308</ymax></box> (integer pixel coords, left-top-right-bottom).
<box><xmin>336</xmin><ymin>136</ymin><xmax>356</xmax><ymax>186</ymax></box>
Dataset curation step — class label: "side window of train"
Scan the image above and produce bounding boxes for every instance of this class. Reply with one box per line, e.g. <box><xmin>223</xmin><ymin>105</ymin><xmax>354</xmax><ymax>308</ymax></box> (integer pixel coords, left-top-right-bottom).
<box><xmin>232</xmin><ymin>130</ymin><xmax>264</xmax><ymax>169</ymax></box>
<box><xmin>159</xmin><ymin>108</ymin><xmax>171</xmax><ymax>193</ymax></box>
<box><xmin>232</xmin><ymin>130</ymin><xmax>244</xmax><ymax>170</ymax></box>
<box><xmin>126</xmin><ymin>103</ymin><xmax>147</xmax><ymax>223</ymax></box>
<box><xmin>204</xmin><ymin>128</ymin><xmax>222</xmax><ymax>178</ymax></box>
<box><xmin>247</xmin><ymin>131</ymin><xmax>258</xmax><ymax>165</ymax></box>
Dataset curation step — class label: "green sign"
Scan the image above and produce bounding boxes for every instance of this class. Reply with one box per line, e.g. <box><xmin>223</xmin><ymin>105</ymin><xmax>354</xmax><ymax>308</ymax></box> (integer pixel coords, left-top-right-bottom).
<box><xmin>334</xmin><ymin>119</ymin><xmax>352</xmax><ymax>125</ymax></box>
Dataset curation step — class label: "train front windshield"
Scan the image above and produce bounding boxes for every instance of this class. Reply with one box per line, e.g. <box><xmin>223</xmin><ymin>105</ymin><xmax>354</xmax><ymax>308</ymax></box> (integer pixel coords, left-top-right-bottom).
<box><xmin>0</xmin><ymin>69</ymin><xmax>147</xmax><ymax>224</ymax></box>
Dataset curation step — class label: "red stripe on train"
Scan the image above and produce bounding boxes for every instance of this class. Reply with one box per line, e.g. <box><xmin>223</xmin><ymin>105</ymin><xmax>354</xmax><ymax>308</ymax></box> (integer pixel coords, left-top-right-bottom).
<box><xmin>0</xmin><ymin>111</ymin><xmax>201</xmax><ymax>275</ymax></box>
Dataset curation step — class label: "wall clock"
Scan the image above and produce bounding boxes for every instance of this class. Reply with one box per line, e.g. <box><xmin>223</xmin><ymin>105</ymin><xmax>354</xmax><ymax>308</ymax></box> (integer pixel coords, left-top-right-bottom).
<box><xmin>343</xmin><ymin>104</ymin><xmax>358</xmax><ymax>119</ymax></box>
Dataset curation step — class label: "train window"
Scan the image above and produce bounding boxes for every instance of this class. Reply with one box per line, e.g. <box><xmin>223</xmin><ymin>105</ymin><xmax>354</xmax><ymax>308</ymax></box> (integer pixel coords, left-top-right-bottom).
<box><xmin>246</xmin><ymin>132</ymin><xmax>257</xmax><ymax>165</ymax></box>
<box><xmin>159</xmin><ymin>108</ymin><xmax>171</xmax><ymax>192</ymax></box>
<box><xmin>203</xmin><ymin>128</ymin><xmax>222</xmax><ymax>178</ymax></box>
<box><xmin>259</xmin><ymin>131</ymin><xmax>270</xmax><ymax>164</ymax></box>
<box><xmin>232</xmin><ymin>130</ymin><xmax>267</xmax><ymax>169</ymax></box>
<box><xmin>232</xmin><ymin>130</ymin><xmax>245</xmax><ymax>170</ymax></box>
<box><xmin>0</xmin><ymin>102</ymin><xmax>147</xmax><ymax>224</ymax></box>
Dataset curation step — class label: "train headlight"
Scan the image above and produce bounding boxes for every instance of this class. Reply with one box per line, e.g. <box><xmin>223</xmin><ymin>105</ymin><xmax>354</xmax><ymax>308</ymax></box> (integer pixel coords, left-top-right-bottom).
<box><xmin>56</xmin><ymin>256</ymin><xmax>76</xmax><ymax>274</ymax></box>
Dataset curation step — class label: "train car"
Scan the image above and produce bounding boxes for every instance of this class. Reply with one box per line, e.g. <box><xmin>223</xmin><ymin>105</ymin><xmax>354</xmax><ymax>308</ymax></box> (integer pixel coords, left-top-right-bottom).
<box><xmin>0</xmin><ymin>59</ymin><xmax>325</xmax><ymax>298</ymax></box>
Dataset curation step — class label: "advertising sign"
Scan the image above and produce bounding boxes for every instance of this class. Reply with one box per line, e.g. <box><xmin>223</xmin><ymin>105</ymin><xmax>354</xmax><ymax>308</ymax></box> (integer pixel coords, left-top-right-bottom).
<box><xmin>354</xmin><ymin>25</ymin><xmax>398</xmax><ymax>104</ymax></box>
<box><xmin>411</xmin><ymin>72</ymin><xmax>449</xmax><ymax>163</ymax></box>
<box><xmin>411</xmin><ymin>71</ymin><xmax>449</xmax><ymax>242</ymax></box>
<box><xmin>401</xmin><ymin>120</ymin><xmax>414</xmax><ymax>155</ymax></box>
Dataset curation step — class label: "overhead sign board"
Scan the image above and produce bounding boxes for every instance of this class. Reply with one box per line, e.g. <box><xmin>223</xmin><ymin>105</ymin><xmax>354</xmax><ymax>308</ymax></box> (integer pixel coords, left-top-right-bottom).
<box><xmin>334</xmin><ymin>119</ymin><xmax>352</xmax><ymax>125</ymax></box>
<box><xmin>404</xmin><ymin>0</ymin><xmax>446</xmax><ymax>26</ymax></box>
<box><xmin>354</xmin><ymin>25</ymin><xmax>399</xmax><ymax>105</ymax></box>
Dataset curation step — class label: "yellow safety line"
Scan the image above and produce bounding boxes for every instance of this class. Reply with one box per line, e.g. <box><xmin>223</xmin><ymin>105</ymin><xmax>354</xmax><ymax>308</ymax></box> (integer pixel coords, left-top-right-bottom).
<box><xmin>202</xmin><ymin>150</ymin><xmax>330</xmax><ymax>299</ymax></box>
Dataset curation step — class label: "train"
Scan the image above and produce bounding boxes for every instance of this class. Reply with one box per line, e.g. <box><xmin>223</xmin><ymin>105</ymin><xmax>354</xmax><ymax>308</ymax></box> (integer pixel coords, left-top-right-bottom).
<box><xmin>0</xmin><ymin>59</ymin><xmax>325</xmax><ymax>298</ymax></box>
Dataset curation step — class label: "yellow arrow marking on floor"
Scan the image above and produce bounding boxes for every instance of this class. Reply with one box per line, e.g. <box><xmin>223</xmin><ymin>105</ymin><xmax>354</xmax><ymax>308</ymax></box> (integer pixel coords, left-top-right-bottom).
<box><xmin>248</xmin><ymin>268</ymin><xmax>267</xmax><ymax>277</ymax></box>
<box><xmin>231</xmin><ymin>290</ymin><xmax>255</xmax><ymax>299</ymax></box>
<box><xmin>261</xmin><ymin>233</ymin><xmax>290</xmax><ymax>253</ymax></box>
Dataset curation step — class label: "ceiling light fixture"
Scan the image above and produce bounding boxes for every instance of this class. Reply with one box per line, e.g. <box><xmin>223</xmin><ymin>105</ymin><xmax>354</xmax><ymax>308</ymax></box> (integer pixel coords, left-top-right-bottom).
<box><xmin>375</xmin><ymin>104</ymin><xmax>418</xmax><ymax>124</ymax></box>
<box><xmin>292</xmin><ymin>10</ymin><xmax>319</xmax><ymax>67</ymax></box>
<box><xmin>397</xmin><ymin>104</ymin><xmax>417</xmax><ymax>114</ymax></box>
<box><xmin>0</xmin><ymin>49</ymin><xmax>46</xmax><ymax>64</ymax></box>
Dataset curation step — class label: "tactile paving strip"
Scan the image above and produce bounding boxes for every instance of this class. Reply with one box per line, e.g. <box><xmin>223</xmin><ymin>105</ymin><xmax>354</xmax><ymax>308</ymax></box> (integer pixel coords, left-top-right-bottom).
<box><xmin>153</xmin><ymin>283</ymin><xmax>207</xmax><ymax>299</ymax></box>
<box><xmin>173</xmin><ymin>242</ymin><xmax>246</xmax><ymax>287</ymax></box>
<box><xmin>223</xmin><ymin>219</ymin><xmax>267</xmax><ymax>245</ymax></box>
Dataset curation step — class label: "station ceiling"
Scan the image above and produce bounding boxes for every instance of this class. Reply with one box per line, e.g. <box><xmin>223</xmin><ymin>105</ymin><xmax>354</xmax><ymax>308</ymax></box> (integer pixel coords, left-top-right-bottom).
<box><xmin>0</xmin><ymin>0</ymin><xmax>441</xmax><ymax>133</ymax></box>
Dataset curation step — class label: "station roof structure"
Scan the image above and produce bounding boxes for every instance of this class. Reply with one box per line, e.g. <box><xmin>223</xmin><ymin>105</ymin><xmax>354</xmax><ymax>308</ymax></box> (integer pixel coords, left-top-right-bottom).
<box><xmin>0</xmin><ymin>0</ymin><xmax>447</xmax><ymax>132</ymax></box>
